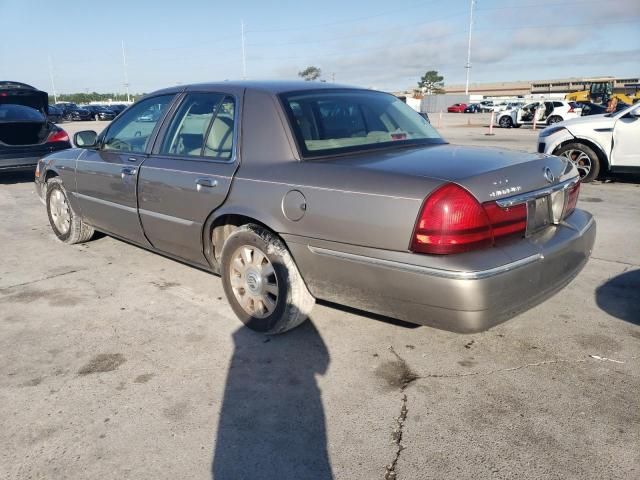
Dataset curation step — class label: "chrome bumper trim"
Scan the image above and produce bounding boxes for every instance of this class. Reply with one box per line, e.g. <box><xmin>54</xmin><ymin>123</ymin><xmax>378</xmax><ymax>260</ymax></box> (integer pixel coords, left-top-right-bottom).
<box><xmin>307</xmin><ymin>245</ymin><xmax>543</xmax><ymax>280</ymax></box>
<box><xmin>496</xmin><ymin>177</ymin><xmax>579</xmax><ymax>207</ymax></box>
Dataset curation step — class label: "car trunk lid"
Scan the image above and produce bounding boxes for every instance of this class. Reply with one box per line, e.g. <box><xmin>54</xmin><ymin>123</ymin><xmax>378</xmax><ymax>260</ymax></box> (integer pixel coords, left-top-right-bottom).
<box><xmin>324</xmin><ymin>144</ymin><xmax>575</xmax><ymax>203</ymax></box>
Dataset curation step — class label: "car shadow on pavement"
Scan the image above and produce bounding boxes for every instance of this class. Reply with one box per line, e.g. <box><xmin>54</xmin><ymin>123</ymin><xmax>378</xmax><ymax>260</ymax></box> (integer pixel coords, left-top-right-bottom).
<box><xmin>318</xmin><ymin>299</ymin><xmax>421</xmax><ymax>330</ymax></box>
<box><xmin>595</xmin><ymin>269</ymin><xmax>640</xmax><ymax>325</ymax></box>
<box><xmin>0</xmin><ymin>171</ymin><xmax>34</xmax><ymax>185</ymax></box>
<box><xmin>211</xmin><ymin>320</ymin><xmax>333</xmax><ymax>480</ymax></box>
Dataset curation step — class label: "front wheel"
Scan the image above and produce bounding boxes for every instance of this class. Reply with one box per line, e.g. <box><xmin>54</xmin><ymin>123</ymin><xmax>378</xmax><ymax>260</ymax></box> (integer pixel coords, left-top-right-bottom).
<box><xmin>555</xmin><ymin>142</ymin><xmax>601</xmax><ymax>182</ymax></box>
<box><xmin>220</xmin><ymin>224</ymin><xmax>315</xmax><ymax>334</ymax></box>
<box><xmin>46</xmin><ymin>178</ymin><xmax>95</xmax><ymax>243</ymax></box>
<box><xmin>498</xmin><ymin>116</ymin><xmax>513</xmax><ymax>128</ymax></box>
<box><xmin>547</xmin><ymin>115</ymin><xmax>563</xmax><ymax>125</ymax></box>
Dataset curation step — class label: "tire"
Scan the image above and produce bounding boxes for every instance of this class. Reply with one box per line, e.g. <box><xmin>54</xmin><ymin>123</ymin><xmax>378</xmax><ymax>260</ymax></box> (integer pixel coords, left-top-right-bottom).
<box><xmin>94</xmin><ymin>114</ymin><xmax>100</xmax><ymax>121</ymax></box>
<box><xmin>498</xmin><ymin>115</ymin><xmax>513</xmax><ymax>128</ymax></box>
<box><xmin>46</xmin><ymin>178</ymin><xmax>95</xmax><ymax>244</ymax></box>
<box><xmin>220</xmin><ymin>224</ymin><xmax>315</xmax><ymax>334</ymax></box>
<box><xmin>555</xmin><ymin>142</ymin><xmax>601</xmax><ymax>182</ymax></box>
<box><xmin>547</xmin><ymin>115</ymin><xmax>563</xmax><ymax>125</ymax></box>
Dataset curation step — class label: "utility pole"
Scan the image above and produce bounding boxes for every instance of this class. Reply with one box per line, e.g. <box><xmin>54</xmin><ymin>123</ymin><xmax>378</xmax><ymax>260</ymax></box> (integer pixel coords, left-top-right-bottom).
<box><xmin>47</xmin><ymin>55</ymin><xmax>58</xmax><ymax>103</ymax></box>
<box><xmin>241</xmin><ymin>20</ymin><xmax>247</xmax><ymax>80</ymax></box>
<box><xmin>121</xmin><ymin>40</ymin><xmax>131</xmax><ymax>103</ymax></box>
<box><xmin>464</xmin><ymin>0</ymin><xmax>476</xmax><ymax>96</ymax></box>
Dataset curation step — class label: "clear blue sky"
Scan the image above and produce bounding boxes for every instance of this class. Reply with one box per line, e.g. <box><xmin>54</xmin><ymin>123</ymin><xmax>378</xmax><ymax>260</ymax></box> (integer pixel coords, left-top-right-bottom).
<box><xmin>1</xmin><ymin>0</ymin><xmax>638</xmax><ymax>94</ymax></box>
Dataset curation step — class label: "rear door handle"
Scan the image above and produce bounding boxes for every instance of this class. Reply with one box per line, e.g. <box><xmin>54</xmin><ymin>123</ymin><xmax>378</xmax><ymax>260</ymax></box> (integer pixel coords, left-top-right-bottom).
<box><xmin>196</xmin><ymin>177</ymin><xmax>218</xmax><ymax>191</ymax></box>
<box><xmin>121</xmin><ymin>167</ymin><xmax>137</xmax><ymax>178</ymax></box>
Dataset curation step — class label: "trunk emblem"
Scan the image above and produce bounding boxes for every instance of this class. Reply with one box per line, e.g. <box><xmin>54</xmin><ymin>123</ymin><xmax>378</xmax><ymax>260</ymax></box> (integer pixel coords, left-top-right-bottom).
<box><xmin>544</xmin><ymin>167</ymin><xmax>555</xmax><ymax>184</ymax></box>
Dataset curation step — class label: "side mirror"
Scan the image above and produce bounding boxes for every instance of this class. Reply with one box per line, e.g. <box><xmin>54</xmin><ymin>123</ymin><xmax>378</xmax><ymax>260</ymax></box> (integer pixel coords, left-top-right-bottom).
<box><xmin>74</xmin><ymin>130</ymin><xmax>98</xmax><ymax>148</ymax></box>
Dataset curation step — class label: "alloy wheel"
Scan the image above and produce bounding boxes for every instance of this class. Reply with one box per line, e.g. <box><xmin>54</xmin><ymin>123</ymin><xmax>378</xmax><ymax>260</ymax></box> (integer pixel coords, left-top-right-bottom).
<box><xmin>560</xmin><ymin>149</ymin><xmax>591</xmax><ymax>178</ymax></box>
<box><xmin>229</xmin><ymin>245</ymin><xmax>279</xmax><ymax>318</ymax></box>
<box><xmin>49</xmin><ymin>189</ymin><xmax>71</xmax><ymax>234</ymax></box>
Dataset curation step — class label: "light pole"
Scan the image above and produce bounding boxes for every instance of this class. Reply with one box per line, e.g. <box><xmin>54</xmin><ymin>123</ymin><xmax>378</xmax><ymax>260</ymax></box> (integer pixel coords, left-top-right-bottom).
<box><xmin>241</xmin><ymin>20</ymin><xmax>247</xmax><ymax>80</ymax></box>
<box><xmin>121</xmin><ymin>40</ymin><xmax>131</xmax><ymax>103</ymax></box>
<box><xmin>464</xmin><ymin>0</ymin><xmax>476</xmax><ymax>96</ymax></box>
<box><xmin>47</xmin><ymin>55</ymin><xmax>58</xmax><ymax>103</ymax></box>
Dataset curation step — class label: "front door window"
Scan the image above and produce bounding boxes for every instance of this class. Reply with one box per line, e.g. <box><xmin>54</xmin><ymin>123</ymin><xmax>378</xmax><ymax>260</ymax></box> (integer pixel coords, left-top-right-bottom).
<box><xmin>102</xmin><ymin>95</ymin><xmax>174</xmax><ymax>153</ymax></box>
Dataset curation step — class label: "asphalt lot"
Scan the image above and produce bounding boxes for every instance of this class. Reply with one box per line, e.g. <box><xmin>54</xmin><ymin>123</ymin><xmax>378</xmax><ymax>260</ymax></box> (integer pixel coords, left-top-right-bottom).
<box><xmin>1</xmin><ymin>115</ymin><xmax>639</xmax><ymax>480</ymax></box>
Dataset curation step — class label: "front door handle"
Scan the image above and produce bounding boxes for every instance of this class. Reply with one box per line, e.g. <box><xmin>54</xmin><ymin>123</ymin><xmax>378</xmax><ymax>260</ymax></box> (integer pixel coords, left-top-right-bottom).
<box><xmin>121</xmin><ymin>167</ymin><xmax>137</xmax><ymax>179</ymax></box>
<box><xmin>196</xmin><ymin>177</ymin><xmax>218</xmax><ymax>191</ymax></box>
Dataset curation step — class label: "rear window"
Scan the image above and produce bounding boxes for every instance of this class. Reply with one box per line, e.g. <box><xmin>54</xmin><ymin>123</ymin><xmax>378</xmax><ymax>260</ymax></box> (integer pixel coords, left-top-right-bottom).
<box><xmin>280</xmin><ymin>89</ymin><xmax>444</xmax><ymax>157</ymax></box>
<box><xmin>0</xmin><ymin>104</ymin><xmax>45</xmax><ymax>122</ymax></box>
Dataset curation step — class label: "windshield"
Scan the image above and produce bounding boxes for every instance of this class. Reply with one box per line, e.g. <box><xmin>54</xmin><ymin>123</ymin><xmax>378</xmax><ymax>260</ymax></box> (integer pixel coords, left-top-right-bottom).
<box><xmin>280</xmin><ymin>89</ymin><xmax>444</xmax><ymax>157</ymax></box>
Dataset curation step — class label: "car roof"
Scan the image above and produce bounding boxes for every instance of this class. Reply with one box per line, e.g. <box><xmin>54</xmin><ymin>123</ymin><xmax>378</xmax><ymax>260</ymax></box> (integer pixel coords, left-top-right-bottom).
<box><xmin>149</xmin><ymin>80</ymin><xmax>368</xmax><ymax>96</ymax></box>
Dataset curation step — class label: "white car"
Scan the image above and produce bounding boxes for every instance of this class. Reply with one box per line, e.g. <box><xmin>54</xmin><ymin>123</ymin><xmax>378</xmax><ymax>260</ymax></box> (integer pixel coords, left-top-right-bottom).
<box><xmin>538</xmin><ymin>102</ymin><xmax>640</xmax><ymax>182</ymax></box>
<box><xmin>496</xmin><ymin>101</ymin><xmax>581</xmax><ymax>128</ymax></box>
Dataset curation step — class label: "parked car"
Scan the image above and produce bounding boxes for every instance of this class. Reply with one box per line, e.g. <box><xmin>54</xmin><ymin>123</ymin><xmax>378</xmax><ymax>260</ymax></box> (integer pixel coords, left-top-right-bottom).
<box><xmin>447</xmin><ymin>103</ymin><xmax>467</xmax><ymax>113</ymax></box>
<box><xmin>578</xmin><ymin>101</ymin><xmax>629</xmax><ymax>116</ymax></box>
<box><xmin>82</xmin><ymin>105</ymin><xmax>116</xmax><ymax>121</ymax></box>
<box><xmin>496</xmin><ymin>100</ymin><xmax>581</xmax><ymax>128</ymax></box>
<box><xmin>103</xmin><ymin>104</ymin><xmax>128</xmax><ymax>116</ymax></box>
<box><xmin>63</xmin><ymin>106</ymin><xmax>92</xmax><ymax>121</ymax></box>
<box><xmin>464</xmin><ymin>103</ymin><xmax>481</xmax><ymax>113</ymax></box>
<box><xmin>35</xmin><ymin>81</ymin><xmax>594</xmax><ymax>335</ymax></box>
<box><xmin>538</xmin><ymin>102</ymin><xmax>640</xmax><ymax>182</ymax></box>
<box><xmin>0</xmin><ymin>81</ymin><xmax>71</xmax><ymax>172</ymax></box>
<box><xmin>47</xmin><ymin>104</ymin><xmax>64</xmax><ymax>123</ymax></box>
<box><xmin>478</xmin><ymin>101</ymin><xmax>495</xmax><ymax>112</ymax></box>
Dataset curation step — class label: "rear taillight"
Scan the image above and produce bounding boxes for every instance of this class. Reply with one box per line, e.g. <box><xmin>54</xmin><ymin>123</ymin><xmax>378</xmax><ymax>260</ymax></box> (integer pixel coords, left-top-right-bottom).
<box><xmin>47</xmin><ymin>129</ymin><xmax>69</xmax><ymax>143</ymax></box>
<box><xmin>482</xmin><ymin>202</ymin><xmax>527</xmax><ymax>238</ymax></box>
<box><xmin>564</xmin><ymin>181</ymin><xmax>580</xmax><ymax>216</ymax></box>
<box><xmin>411</xmin><ymin>183</ymin><xmax>526</xmax><ymax>255</ymax></box>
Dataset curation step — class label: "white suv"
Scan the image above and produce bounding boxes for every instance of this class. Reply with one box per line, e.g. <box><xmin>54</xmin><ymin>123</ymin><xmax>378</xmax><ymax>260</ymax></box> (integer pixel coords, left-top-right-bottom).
<box><xmin>538</xmin><ymin>103</ymin><xmax>640</xmax><ymax>182</ymax></box>
<box><xmin>496</xmin><ymin>100</ymin><xmax>581</xmax><ymax>128</ymax></box>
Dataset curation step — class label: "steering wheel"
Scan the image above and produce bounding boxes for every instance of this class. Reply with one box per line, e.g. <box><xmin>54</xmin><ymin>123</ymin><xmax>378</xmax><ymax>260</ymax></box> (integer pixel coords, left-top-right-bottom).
<box><xmin>105</xmin><ymin>137</ymin><xmax>132</xmax><ymax>151</ymax></box>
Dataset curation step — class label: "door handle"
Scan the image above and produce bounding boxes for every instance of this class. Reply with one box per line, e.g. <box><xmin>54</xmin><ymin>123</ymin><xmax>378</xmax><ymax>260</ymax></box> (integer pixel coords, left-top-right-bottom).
<box><xmin>195</xmin><ymin>177</ymin><xmax>218</xmax><ymax>191</ymax></box>
<box><xmin>121</xmin><ymin>167</ymin><xmax>137</xmax><ymax>179</ymax></box>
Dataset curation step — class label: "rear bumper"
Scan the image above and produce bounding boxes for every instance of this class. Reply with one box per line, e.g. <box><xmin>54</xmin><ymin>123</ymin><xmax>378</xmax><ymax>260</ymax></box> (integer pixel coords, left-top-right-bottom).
<box><xmin>286</xmin><ymin>209</ymin><xmax>595</xmax><ymax>333</ymax></box>
<box><xmin>0</xmin><ymin>154</ymin><xmax>41</xmax><ymax>171</ymax></box>
<box><xmin>0</xmin><ymin>143</ymin><xmax>71</xmax><ymax>171</ymax></box>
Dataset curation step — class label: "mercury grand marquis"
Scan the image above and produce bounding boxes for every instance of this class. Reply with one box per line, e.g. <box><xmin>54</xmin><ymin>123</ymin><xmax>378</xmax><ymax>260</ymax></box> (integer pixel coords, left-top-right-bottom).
<box><xmin>35</xmin><ymin>81</ymin><xmax>595</xmax><ymax>334</ymax></box>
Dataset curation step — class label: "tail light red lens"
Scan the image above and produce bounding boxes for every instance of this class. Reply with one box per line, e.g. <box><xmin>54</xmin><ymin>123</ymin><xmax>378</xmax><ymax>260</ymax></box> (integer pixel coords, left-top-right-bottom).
<box><xmin>47</xmin><ymin>129</ymin><xmax>69</xmax><ymax>143</ymax></box>
<box><xmin>411</xmin><ymin>183</ymin><xmax>527</xmax><ymax>255</ymax></box>
<box><xmin>482</xmin><ymin>202</ymin><xmax>527</xmax><ymax>238</ymax></box>
<box><xmin>564</xmin><ymin>181</ymin><xmax>580</xmax><ymax>216</ymax></box>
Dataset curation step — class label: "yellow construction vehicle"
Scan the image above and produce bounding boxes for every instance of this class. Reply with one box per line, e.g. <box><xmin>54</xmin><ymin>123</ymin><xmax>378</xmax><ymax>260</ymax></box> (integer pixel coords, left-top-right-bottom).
<box><xmin>565</xmin><ymin>78</ymin><xmax>639</xmax><ymax>105</ymax></box>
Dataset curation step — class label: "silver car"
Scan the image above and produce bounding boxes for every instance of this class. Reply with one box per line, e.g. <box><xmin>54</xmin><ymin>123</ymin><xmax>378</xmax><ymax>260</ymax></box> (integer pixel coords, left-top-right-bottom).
<box><xmin>35</xmin><ymin>81</ymin><xmax>595</xmax><ymax>334</ymax></box>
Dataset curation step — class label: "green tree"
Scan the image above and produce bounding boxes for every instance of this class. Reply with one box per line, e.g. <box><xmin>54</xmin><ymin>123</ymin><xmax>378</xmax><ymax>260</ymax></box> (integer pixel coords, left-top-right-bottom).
<box><xmin>298</xmin><ymin>66</ymin><xmax>322</xmax><ymax>81</ymax></box>
<box><xmin>417</xmin><ymin>71</ymin><xmax>445</xmax><ymax>95</ymax></box>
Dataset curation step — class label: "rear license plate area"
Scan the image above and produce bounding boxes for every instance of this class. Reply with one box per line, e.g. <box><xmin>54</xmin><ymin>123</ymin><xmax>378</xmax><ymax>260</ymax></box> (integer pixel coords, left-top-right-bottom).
<box><xmin>526</xmin><ymin>195</ymin><xmax>552</xmax><ymax>236</ymax></box>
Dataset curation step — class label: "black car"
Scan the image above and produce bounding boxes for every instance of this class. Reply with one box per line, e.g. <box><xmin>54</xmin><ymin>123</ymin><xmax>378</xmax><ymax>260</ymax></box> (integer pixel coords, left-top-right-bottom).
<box><xmin>104</xmin><ymin>104</ymin><xmax>128</xmax><ymax>115</ymax></box>
<box><xmin>63</xmin><ymin>106</ymin><xmax>92</xmax><ymax>121</ymax></box>
<box><xmin>83</xmin><ymin>105</ymin><xmax>116</xmax><ymax>121</ymax></box>
<box><xmin>464</xmin><ymin>103</ymin><xmax>481</xmax><ymax>113</ymax></box>
<box><xmin>0</xmin><ymin>81</ymin><xmax>71</xmax><ymax>172</ymax></box>
<box><xmin>47</xmin><ymin>104</ymin><xmax>64</xmax><ymax>122</ymax></box>
<box><xmin>578</xmin><ymin>101</ymin><xmax>629</xmax><ymax>116</ymax></box>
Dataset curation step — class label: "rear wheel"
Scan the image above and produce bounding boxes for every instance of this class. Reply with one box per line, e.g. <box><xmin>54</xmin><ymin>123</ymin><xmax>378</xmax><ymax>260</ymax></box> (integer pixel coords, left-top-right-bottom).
<box><xmin>555</xmin><ymin>142</ymin><xmax>601</xmax><ymax>182</ymax></box>
<box><xmin>547</xmin><ymin>115</ymin><xmax>563</xmax><ymax>125</ymax></box>
<box><xmin>498</xmin><ymin>116</ymin><xmax>513</xmax><ymax>128</ymax></box>
<box><xmin>46</xmin><ymin>178</ymin><xmax>95</xmax><ymax>243</ymax></box>
<box><xmin>220</xmin><ymin>224</ymin><xmax>315</xmax><ymax>334</ymax></box>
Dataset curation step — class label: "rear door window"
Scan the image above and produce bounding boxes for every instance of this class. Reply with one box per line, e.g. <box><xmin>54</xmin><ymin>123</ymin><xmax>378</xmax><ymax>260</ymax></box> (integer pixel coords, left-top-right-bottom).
<box><xmin>160</xmin><ymin>93</ymin><xmax>236</xmax><ymax>160</ymax></box>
